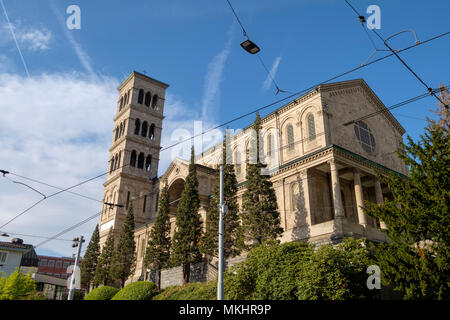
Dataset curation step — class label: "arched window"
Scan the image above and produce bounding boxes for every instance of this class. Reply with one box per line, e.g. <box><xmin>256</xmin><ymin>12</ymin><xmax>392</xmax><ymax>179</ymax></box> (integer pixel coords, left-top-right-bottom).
<box><xmin>145</xmin><ymin>92</ymin><xmax>151</xmax><ymax>107</ymax></box>
<box><xmin>114</xmin><ymin>154</ymin><xmax>119</xmax><ymax>170</ymax></box>
<box><xmin>130</xmin><ymin>150</ymin><xmax>137</xmax><ymax>167</ymax></box>
<box><xmin>141</xmin><ymin>121</ymin><xmax>148</xmax><ymax>137</ymax></box>
<box><xmin>307</xmin><ymin>113</ymin><xmax>316</xmax><ymax>141</ymax></box>
<box><xmin>145</xmin><ymin>155</ymin><xmax>152</xmax><ymax>172</ymax></box>
<box><xmin>119</xmin><ymin>123</ymin><xmax>123</xmax><ymax>137</ymax></box>
<box><xmin>137</xmin><ymin>153</ymin><xmax>145</xmax><ymax>169</ymax></box>
<box><xmin>119</xmin><ymin>97</ymin><xmax>123</xmax><ymax>110</ymax></box>
<box><xmin>123</xmin><ymin>93</ymin><xmax>128</xmax><ymax>107</ymax></box>
<box><xmin>287</xmin><ymin>124</ymin><xmax>294</xmax><ymax>150</ymax></box>
<box><xmin>121</xmin><ymin>121</ymin><xmax>126</xmax><ymax>136</ymax></box>
<box><xmin>134</xmin><ymin>119</ymin><xmax>141</xmax><ymax>135</ymax></box>
<box><xmin>149</xmin><ymin>124</ymin><xmax>155</xmax><ymax>140</ymax></box>
<box><xmin>114</xmin><ymin>127</ymin><xmax>119</xmax><ymax>142</ymax></box>
<box><xmin>117</xmin><ymin>151</ymin><xmax>121</xmax><ymax>169</ymax></box>
<box><xmin>152</xmin><ymin>95</ymin><xmax>158</xmax><ymax>109</ymax></box>
<box><xmin>127</xmin><ymin>89</ymin><xmax>131</xmax><ymax>104</ymax></box>
<box><xmin>109</xmin><ymin>158</ymin><xmax>114</xmax><ymax>173</ymax></box>
<box><xmin>138</xmin><ymin>89</ymin><xmax>144</xmax><ymax>104</ymax></box>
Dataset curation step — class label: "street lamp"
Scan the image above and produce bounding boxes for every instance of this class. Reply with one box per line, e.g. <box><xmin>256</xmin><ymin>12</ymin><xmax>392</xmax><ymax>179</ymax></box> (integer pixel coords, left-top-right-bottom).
<box><xmin>240</xmin><ymin>39</ymin><xmax>260</xmax><ymax>54</ymax></box>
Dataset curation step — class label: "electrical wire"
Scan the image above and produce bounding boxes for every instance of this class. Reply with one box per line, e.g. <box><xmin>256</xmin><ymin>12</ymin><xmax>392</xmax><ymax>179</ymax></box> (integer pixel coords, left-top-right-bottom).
<box><xmin>28</xmin><ymin>86</ymin><xmax>444</xmax><ymax>249</ymax></box>
<box><xmin>0</xmin><ymin>164</ymin><xmax>129</xmax><ymax>230</ymax></box>
<box><xmin>225</xmin><ymin>0</ymin><xmax>289</xmax><ymax>94</ymax></box>
<box><xmin>159</xmin><ymin>31</ymin><xmax>449</xmax><ymax>154</ymax></box>
<box><xmin>343</xmin><ymin>0</ymin><xmax>449</xmax><ymax>108</ymax></box>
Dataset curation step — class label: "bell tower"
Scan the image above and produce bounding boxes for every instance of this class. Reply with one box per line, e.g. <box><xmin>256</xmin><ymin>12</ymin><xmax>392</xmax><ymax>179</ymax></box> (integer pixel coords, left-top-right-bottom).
<box><xmin>99</xmin><ymin>71</ymin><xmax>169</xmax><ymax>247</ymax></box>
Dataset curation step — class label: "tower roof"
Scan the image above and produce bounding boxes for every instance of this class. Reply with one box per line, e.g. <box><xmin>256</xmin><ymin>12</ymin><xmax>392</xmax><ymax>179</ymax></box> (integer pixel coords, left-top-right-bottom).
<box><xmin>117</xmin><ymin>71</ymin><xmax>170</xmax><ymax>91</ymax></box>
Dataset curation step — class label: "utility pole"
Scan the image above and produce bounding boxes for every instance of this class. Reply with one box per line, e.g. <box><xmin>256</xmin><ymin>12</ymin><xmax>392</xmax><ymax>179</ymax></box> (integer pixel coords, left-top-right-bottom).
<box><xmin>217</xmin><ymin>165</ymin><xmax>227</xmax><ymax>300</ymax></box>
<box><xmin>68</xmin><ymin>235</ymin><xmax>84</xmax><ymax>300</ymax></box>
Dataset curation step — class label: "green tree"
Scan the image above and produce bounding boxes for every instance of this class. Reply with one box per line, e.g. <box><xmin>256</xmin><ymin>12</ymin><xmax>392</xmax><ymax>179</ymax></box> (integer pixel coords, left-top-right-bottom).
<box><xmin>94</xmin><ymin>228</ymin><xmax>115</xmax><ymax>286</ymax></box>
<box><xmin>364</xmin><ymin>118</ymin><xmax>450</xmax><ymax>299</ymax></box>
<box><xmin>224</xmin><ymin>238</ymin><xmax>375</xmax><ymax>300</ymax></box>
<box><xmin>80</xmin><ymin>224</ymin><xmax>100</xmax><ymax>291</ymax></box>
<box><xmin>144</xmin><ymin>183</ymin><xmax>172</xmax><ymax>290</ymax></box>
<box><xmin>202</xmin><ymin>133</ymin><xmax>241</xmax><ymax>259</ymax></box>
<box><xmin>111</xmin><ymin>204</ymin><xmax>136</xmax><ymax>288</ymax></box>
<box><xmin>171</xmin><ymin>146</ymin><xmax>203</xmax><ymax>284</ymax></box>
<box><xmin>241</xmin><ymin>113</ymin><xmax>283</xmax><ymax>247</ymax></box>
<box><xmin>0</xmin><ymin>268</ymin><xmax>37</xmax><ymax>300</ymax></box>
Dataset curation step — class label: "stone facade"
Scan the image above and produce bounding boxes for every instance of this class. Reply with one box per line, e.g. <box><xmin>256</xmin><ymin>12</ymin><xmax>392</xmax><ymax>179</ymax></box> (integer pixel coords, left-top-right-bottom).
<box><xmin>98</xmin><ymin>74</ymin><xmax>408</xmax><ymax>286</ymax></box>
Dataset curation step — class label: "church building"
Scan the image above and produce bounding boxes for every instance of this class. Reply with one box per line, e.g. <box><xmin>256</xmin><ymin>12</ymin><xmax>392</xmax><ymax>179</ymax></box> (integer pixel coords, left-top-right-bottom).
<box><xmin>98</xmin><ymin>71</ymin><xmax>408</xmax><ymax>284</ymax></box>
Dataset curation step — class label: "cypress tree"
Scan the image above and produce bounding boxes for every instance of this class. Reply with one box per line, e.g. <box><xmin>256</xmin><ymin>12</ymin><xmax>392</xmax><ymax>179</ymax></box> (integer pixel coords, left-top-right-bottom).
<box><xmin>80</xmin><ymin>224</ymin><xmax>100</xmax><ymax>291</ymax></box>
<box><xmin>364</xmin><ymin>116</ymin><xmax>450</xmax><ymax>299</ymax></box>
<box><xmin>201</xmin><ymin>132</ymin><xmax>241</xmax><ymax>259</ymax></box>
<box><xmin>144</xmin><ymin>183</ymin><xmax>172</xmax><ymax>290</ymax></box>
<box><xmin>171</xmin><ymin>146</ymin><xmax>202</xmax><ymax>284</ymax></box>
<box><xmin>111</xmin><ymin>204</ymin><xmax>136</xmax><ymax>288</ymax></box>
<box><xmin>241</xmin><ymin>112</ymin><xmax>283</xmax><ymax>247</ymax></box>
<box><xmin>94</xmin><ymin>228</ymin><xmax>115</xmax><ymax>286</ymax></box>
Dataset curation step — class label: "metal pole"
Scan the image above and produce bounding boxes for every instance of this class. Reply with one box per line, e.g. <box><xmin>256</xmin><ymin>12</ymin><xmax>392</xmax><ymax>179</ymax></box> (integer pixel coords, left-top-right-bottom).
<box><xmin>217</xmin><ymin>165</ymin><xmax>224</xmax><ymax>300</ymax></box>
<box><xmin>68</xmin><ymin>235</ymin><xmax>83</xmax><ymax>300</ymax></box>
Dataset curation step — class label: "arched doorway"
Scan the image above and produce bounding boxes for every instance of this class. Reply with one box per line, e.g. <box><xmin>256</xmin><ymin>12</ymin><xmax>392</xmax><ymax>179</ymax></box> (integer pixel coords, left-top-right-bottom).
<box><xmin>167</xmin><ymin>178</ymin><xmax>185</xmax><ymax>215</ymax></box>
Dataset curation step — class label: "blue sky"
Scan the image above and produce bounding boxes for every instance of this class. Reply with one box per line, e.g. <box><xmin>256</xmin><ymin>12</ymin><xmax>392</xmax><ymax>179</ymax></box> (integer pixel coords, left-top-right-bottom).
<box><xmin>0</xmin><ymin>0</ymin><xmax>448</xmax><ymax>256</ymax></box>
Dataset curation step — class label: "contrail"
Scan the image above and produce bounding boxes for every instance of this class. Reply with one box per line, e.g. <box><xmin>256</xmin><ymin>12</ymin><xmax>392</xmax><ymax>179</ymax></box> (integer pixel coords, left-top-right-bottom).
<box><xmin>0</xmin><ymin>0</ymin><xmax>31</xmax><ymax>78</ymax></box>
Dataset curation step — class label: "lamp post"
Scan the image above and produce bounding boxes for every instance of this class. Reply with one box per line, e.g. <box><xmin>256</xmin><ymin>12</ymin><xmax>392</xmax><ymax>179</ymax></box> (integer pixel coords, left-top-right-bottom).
<box><xmin>68</xmin><ymin>236</ymin><xmax>84</xmax><ymax>300</ymax></box>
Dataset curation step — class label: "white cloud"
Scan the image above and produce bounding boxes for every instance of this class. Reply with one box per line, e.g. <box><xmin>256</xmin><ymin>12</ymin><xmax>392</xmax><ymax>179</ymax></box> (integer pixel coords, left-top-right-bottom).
<box><xmin>201</xmin><ymin>24</ymin><xmax>235</xmax><ymax>120</ymax></box>
<box><xmin>0</xmin><ymin>23</ymin><xmax>52</xmax><ymax>52</ymax></box>
<box><xmin>0</xmin><ymin>72</ymin><xmax>118</xmax><ymax>256</ymax></box>
<box><xmin>16</xmin><ymin>28</ymin><xmax>52</xmax><ymax>51</ymax></box>
<box><xmin>262</xmin><ymin>56</ymin><xmax>282</xmax><ymax>91</ymax></box>
<box><xmin>0</xmin><ymin>72</ymin><xmax>221</xmax><ymax>257</ymax></box>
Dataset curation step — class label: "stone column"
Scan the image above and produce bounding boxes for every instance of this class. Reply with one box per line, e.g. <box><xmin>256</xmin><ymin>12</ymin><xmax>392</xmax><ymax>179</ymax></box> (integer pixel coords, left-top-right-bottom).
<box><xmin>353</xmin><ymin>168</ymin><xmax>368</xmax><ymax>227</ymax></box>
<box><xmin>329</xmin><ymin>159</ymin><xmax>345</xmax><ymax>238</ymax></box>
<box><xmin>329</xmin><ymin>159</ymin><xmax>345</xmax><ymax>219</ymax></box>
<box><xmin>374</xmin><ymin>179</ymin><xmax>388</xmax><ymax>229</ymax></box>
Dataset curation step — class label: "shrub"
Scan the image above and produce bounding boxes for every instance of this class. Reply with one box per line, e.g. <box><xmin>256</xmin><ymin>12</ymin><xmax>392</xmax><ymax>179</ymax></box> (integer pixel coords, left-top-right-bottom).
<box><xmin>84</xmin><ymin>286</ymin><xmax>119</xmax><ymax>300</ymax></box>
<box><xmin>224</xmin><ymin>238</ymin><xmax>376</xmax><ymax>300</ymax></box>
<box><xmin>111</xmin><ymin>281</ymin><xmax>157</xmax><ymax>300</ymax></box>
<box><xmin>0</xmin><ymin>268</ymin><xmax>37</xmax><ymax>300</ymax></box>
<box><xmin>153</xmin><ymin>281</ymin><xmax>217</xmax><ymax>300</ymax></box>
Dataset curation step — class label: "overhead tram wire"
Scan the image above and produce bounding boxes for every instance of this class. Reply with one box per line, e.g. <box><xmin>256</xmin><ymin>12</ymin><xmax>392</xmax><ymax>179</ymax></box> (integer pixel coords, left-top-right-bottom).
<box><xmin>0</xmin><ymin>164</ymin><xmax>129</xmax><ymax>230</ymax></box>
<box><xmin>159</xmin><ymin>31</ymin><xmax>449</xmax><ymax>154</ymax></box>
<box><xmin>29</xmin><ymin>86</ymin><xmax>445</xmax><ymax>248</ymax></box>
<box><xmin>225</xmin><ymin>0</ymin><xmax>290</xmax><ymax>95</ymax></box>
<box><xmin>0</xmin><ymin>31</ymin><xmax>447</xmax><ymax>232</ymax></box>
<box><xmin>343</xmin><ymin>0</ymin><xmax>449</xmax><ymax>109</ymax></box>
<box><xmin>1</xmin><ymin>30</ymin><xmax>447</xmax><ymax>240</ymax></box>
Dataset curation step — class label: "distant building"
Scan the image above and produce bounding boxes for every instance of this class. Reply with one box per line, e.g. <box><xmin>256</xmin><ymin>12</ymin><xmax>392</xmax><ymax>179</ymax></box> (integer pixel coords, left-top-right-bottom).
<box><xmin>0</xmin><ymin>238</ymin><xmax>38</xmax><ymax>276</ymax></box>
<box><xmin>37</xmin><ymin>255</ymin><xmax>79</xmax><ymax>279</ymax></box>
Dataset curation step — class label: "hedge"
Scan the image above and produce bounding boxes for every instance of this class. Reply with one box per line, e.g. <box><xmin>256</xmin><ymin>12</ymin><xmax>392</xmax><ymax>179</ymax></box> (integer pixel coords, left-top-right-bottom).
<box><xmin>153</xmin><ymin>281</ymin><xmax>217</xmax><ymax>300</ymax></box>
<box><xmin>84</xmin><ymin>286</ymin><xmax>119</xmax><ymax>300</ymax></box>
<box><xmin>112</xmin><ymin>281</ymin><xmax>157</xmax><ymax>300</ymax></box>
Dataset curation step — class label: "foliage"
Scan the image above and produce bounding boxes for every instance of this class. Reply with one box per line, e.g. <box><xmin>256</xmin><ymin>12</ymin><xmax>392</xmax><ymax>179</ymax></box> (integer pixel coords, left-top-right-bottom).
<box><xmin>241</xmin><ymin>113</ymin><xmax>283</xmax><ymax>247</ymax></box>
<box><xmin>0</xmin><ymin>268</ymin><xmax>38</xmax><ymax>300</ymax></box>
<box><xmin>81</xmin><ymin>224</ymin><xmax>100</xmax><ymax>290</ymax></box>
<box><xmin>94</xmin><ymin>228</ymin><xmax>115</xmax><ymax>286</ymax></box>
<box><xmin>111</xmin><ymin>204</ymin><xmax>136</xmax><ymax>288</ymax></box>
<box><xmin>202</xmin><ymin>133</ymin><xmax>242</xmax><ymax>259</ymax></box>
<box><xmin>224</xmin><ymin>238</ymin><xmax>375</xmax><ymax>300</ymax></box>
<box><xmin>364</xmin><ymin>119</ymin><xmax>449</xmax><ymax>299</ymax></box>
<box><xmin>84</xmin><ymin>286</ymin><xmax>119</xmax><ymax>300</ymax></box>
<box><xmin>171</xmin><ymin>147</ymin><xmax>203</xmax><ymax>284</ymax></box>
<box><xmin>144</xmin><ymin>183</ymin><xmax>171</xmax><ymax>290</ymax></box>
<box><xmin>153</xmin><ymin>281</ymin><xmax>217</xmax><ymax>300</ymax></box>
<box><xmin>111</xmin><ymin>281</ymin><xmax>157</xmax><ymax>300</ymax></box>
